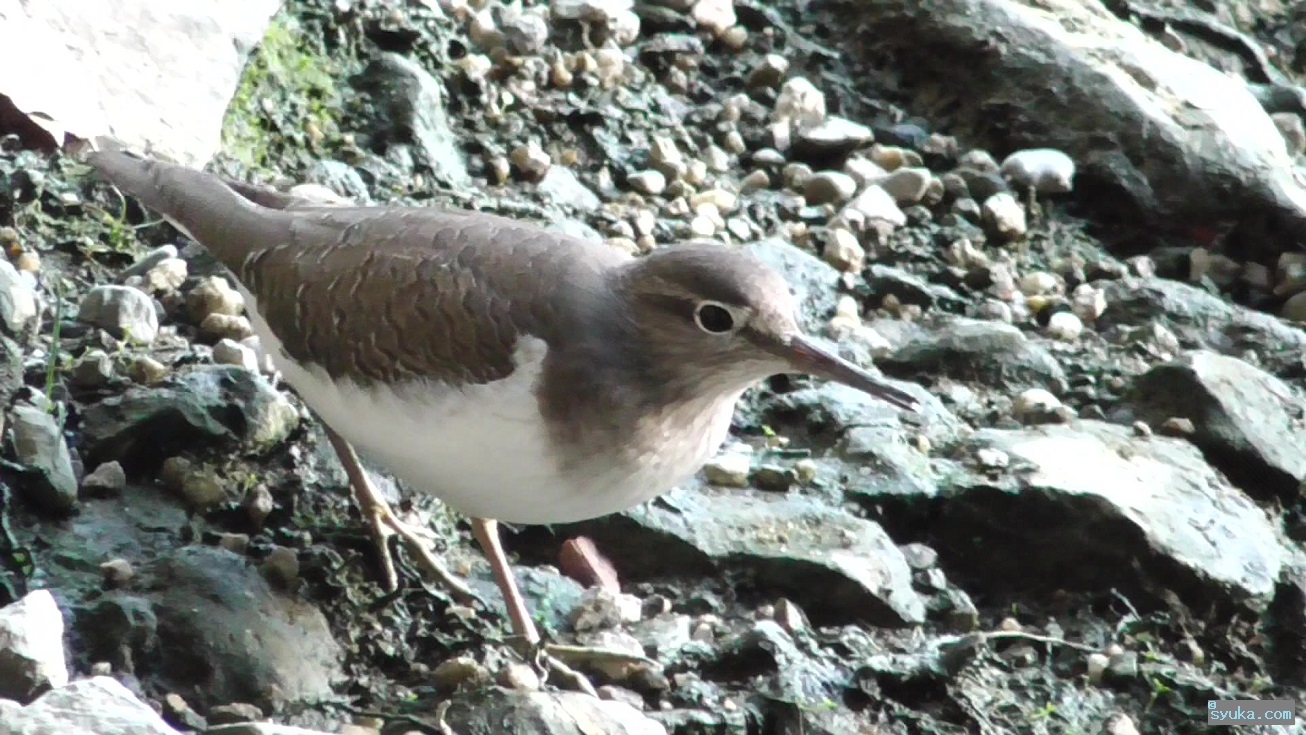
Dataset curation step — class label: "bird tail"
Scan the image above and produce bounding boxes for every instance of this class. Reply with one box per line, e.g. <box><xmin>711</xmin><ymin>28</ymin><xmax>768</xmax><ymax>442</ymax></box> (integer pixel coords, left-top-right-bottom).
<box><xmin>87</xmin><ymin>149</ymin><xmax>290</xmax><ymax>272</ymax></box>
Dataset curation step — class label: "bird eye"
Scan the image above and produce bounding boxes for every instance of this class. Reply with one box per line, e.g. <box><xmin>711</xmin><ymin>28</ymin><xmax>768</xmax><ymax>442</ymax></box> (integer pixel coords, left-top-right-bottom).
<box><xmin>694</xmin><ymin>301</ymin><xmax>736</xmax><ymax>334</ymax></box>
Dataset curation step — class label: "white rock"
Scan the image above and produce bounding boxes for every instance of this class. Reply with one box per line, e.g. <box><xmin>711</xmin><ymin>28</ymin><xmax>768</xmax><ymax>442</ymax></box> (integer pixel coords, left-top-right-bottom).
<box><xmin>1086</xmin><ymin>652</ymin><xmax>1110</xmax><ymax>684</ymax></box>
<box><xmin>0</xmin><ymin>260</ymin><xmax>38</xmax><ymax>336</ymax></box>
<box><xmin>1046</xmin><ymin>310</ymin><xmax>1084</xmax><ymax>341</ymax></box>
<box><xmin>1000</xmin><ymin>148</ymin><xmax>1076</xmax><ymax>193</ymax></box>
<box><xmin>0</xmin><ymin>589</ymin><xmax>69</xmax><ymax>703</ymax></box>
<box><xmin>142</xmin><ymin>257</ymin><xmax>188</xmax><ymax>293</ymax></box>
<box><xmin>691</xmin><ymin>0</ymin><xmax>735</xmax><ymax>35</ymax></box>
<box><xmin>186</xmin><ymin>276</ymin><xmax>244</xmax><ymax>320</ymax></box>
<box><xmin>627</xmin><ymin>169</ymin><xmax>666</xmax><ymax>196</ymax></box>
<box><xmin>1012</xmin><ymin>389</ymin><xmax>1062</xmax><ymax>422</ymax></box>
<box><xmin>879</xmin><ymin>167</ymin><xmax>933</xmax><ymax>205</ymax></box>
<box><xmin>703</xmin><ymin>452</ymin><xmax>750</xmax><ymax>487</ymax></box>
<box><xmin>1071</xmin><ymin>283</ymin><xmax>1107</xmax><ymax>321</ymax></box>
<box><xmin>774</xmin><ymin>77</ymin><xmax>825</xmax><ymax>127</ymax></box>
<box><xmin>550</xmin><ymin>0</ymin><xmax>633</xmax><ymax>22</ymax></box>
<box><xmin>982</xmin><ymin>192</ymin><xmax>1028</xmax><ymax>241</ymax></box>
<box><xmin>212</xmin><ymin>338</ymin><xmax>260</xmax><ymax>372</ymax></box>
<box><xmin>0</xmin><ymin>676</ymin><xmax>181</xmax><ymax>735</ymax></box>
<box><xmin>823</xmin><ymin>228</ymin><xmax>865</xmax><ymax>273</ymax></box>
<box><xmin>975</xmin><ymin>447</ymin><xmax>1010</xmax><ymax>469</ymax></box>
<box><xmin>841</xmin><ymin>185</ymin><xmax>906</xmax><ymax>229</ymax></box>
<box><xmin>1017</xmin><ymin>271</ymin><xmax>1059</xmax><ymax>297</ymax></box>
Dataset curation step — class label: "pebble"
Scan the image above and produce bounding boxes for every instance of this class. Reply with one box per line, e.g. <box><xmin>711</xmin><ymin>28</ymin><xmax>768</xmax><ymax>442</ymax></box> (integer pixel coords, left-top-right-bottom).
<box><xmin>201</xmin><ymin>313</ymin><xmax>255</xmax><ymax>341</ymax></box>
<box><xmin>181</xmin><ymin>469</ymin><xmax>227</xmax><ymax>511</ymax></box>
<box><xmin>869</xmin><ymin>144</ymin><xmax>921</xmax><ymax>171</ymax></box>
<box><xmin>740</xmin><ymin>170</ymin><xmax>770</xmax><ymax>194</ymax></box>
<box><xmin>244</xmin><ymin>484</ymin><xmax>276</xmax><ymax>528</ymax></box>
<box><xmin>216</xmin><ymin>532</ymin><xmax>251</xmax><ymax>555</ymax></box>
<box><xmin>129</xmin><ymin>355</ymin><xmax>169</xmax><ymax>385</ymax></box>
<box><xmin>501</xmin><ymin>9</ymin><xmax>549</xmax><ymax>55</ymax></box>
<box><xmin>82</xmin><ymin>461</ymin><xmax>127</xmax><ymax>497</ymax></box>
<box><xmin>803</xmin><ymin>171</ymin><xmax>857</xmax><ymax>204</ymax></box>
<box><xmin>747</xmin><ymin>53</ymin><xmax>789</xmax><ymax>89</ymax></box>
<box><xmin>1012</xmin><ymin>388</ymin><xmax>1063</xmax><ymax>424</ymax></box>
<box><xmin>975</xmin><ymin>448</ymin><xmax>1010</xmax><ymax>470</ymax></box>
<box><xmin>1106</xmin><ymin>714</ymin><xmax>1141</xmax><ymax>735</ymax></box>
<box><xmin>879</xmin><ymin>167</ymin><xmax>933</xmax><ymax>205</ymax></box>
<box><xmin>1282</xmin><ymin>291</ymin><xmax>1306</xmax><ymax>322</ymax></box>
<box><xmin>14</xmin><ymin>251</ymin><xmax>39</xmax><ymax>273</ymax></box>
<box><xmin>212</xmin><ymin>338</ymin><xmax>260</xmax><ymax>372</ymax></box>
<box><xmin>187</xmin><ymin>276</ymin><xmax>245</xmax><ymax>320</ymax></box>
<box><xmin>1071</xmin><ymin>283</ymin><xmax>1107</xmax><ymax>321</ymax></box>
<box><xmin>73</xmin><ymin>349</ymin><xmax>114</xmax><ymax>387</ymax></box>
<box><xmin>261</xmin><ymin>546</ymin><xmax>300</xmax><ymax>589</ymax></box>
<box><xmin>823</xmin><ymin>228</ymin><xmax>865</xmax><ymax>273</ymax></box>
<box><xmin>691</xmin><ymin>0</ymin><xmax>735</xmax><ymax>36</ymax></box>
<box><xmin>0</xmin><ymin>589</ymin><xmax>69</xmax><ymax>702</ymax></box>
<box><xmin>957</xmin><ymin>149</ymin><xmax>1000</xmax><ymax>174</ymax></box>
<box><xmin>703</xmin><ymin>452</ymin><xmax>750</xmax><ymax>487</ymax></box>
<box><xmin>140</xmin><ymin>258</ymin><xmax>186</xmax><ymax>294</ymax></box>
<box><xmin>1000</xmin><ymin>148</ymin><xmax>1076</xmax><ymax>193</ymax></box>
<box><xmin>433</xmin><ymin>656</ymin><xmax>490</xmax><ymax>691</ymax></box>
<box><xmin>982</xmin><ymin>192</ymin><xmax>1027</xmax><ymax>241</ymax></box>
<box><xmin>100</xmin><ymin>558</ymin><xmax>135</xmax><ymax>588</ymax></box>
<box><xmin>497</xmin><ymin>662</ymin><xmax>542</xmax><ymax>691</ymax></box>
<box><xmin>773</xmin><ymin>598</ymin><xmax>809</xmax><ymax>633</ymax></box>
<box><xmin>774</xmin><ymin>77</ymin><xmax>825</xmax><ymax>127</ymax></box>
<box><xmin>78</xmin><ymin>285</ymin><xmax>159</xmax><ymax>343</ymax></box>
<box><xmin>793</xmin><ymin>117</ymin><xmax>874</xmax><ymax>157</ymax></box>
<box><xmin>689</xmin><ymin>215</ymin><xmax>717</xmax><ymax>237</ymax></box>
<box><xmin>1045</xmin><ymin>311</ymin><xmax>1084</xmax><ymax>341</ymax></box>
<box><xmin>121</xmin><ymin>244</ymin><xmax>179</xmax><ymax>280</ymax></box>
<box><xmin>510</xmin><ymin>141</ymin><xmax>551</xmax><ymax>180</ymax></box>
<box><xmin>1086</xmin><ymin>652</ymin><xmax>1110</xmax><ymax>684</ymax></box>
<box><xmin>841</xmin><ymin>185</ymin><xmax>906</xmax><ymax>229</ymax></box>
<box><xmin>207</xmin><ymin>702</ymin><xmax>265</xmax><ymax>725</ymax></box>
<box><xmin>627</xmin><ymin>170</ymin><xmax>667</xmax><ymax>196</ymax></box>
<box><xmin>1159</xmin><ymin>417</ymin><xmax>1196</xmax><ymax>437</ymax></box>
<box><xmin>1017</xmin><ymin>271</ymin><xmax>1059</xmax><ymax>297</ymax></box>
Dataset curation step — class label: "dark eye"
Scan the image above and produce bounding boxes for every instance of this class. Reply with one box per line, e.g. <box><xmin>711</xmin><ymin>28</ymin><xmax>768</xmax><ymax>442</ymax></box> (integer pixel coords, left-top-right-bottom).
<box><xmin>694</xmin><ymin>302</ymin><xmax>736</xmax><ymax>334</ymax></box>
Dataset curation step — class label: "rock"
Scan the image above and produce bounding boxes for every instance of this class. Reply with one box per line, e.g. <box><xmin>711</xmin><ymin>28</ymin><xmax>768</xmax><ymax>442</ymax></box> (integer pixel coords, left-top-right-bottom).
<box><xmin>982</xmin><ymin>192</ymin><xmax>1027</xmax><ymax>240</ymax></box>
<box><xmin>350</xmin><ymin>53</ymin><xmax>470</xmax><ymax>186</ymax></box>
<box><xmin>120</xmin><ymin>245</ymin><xmax>179</xmax><ymax>280</ymax></box>
<box><xmin>1012</xmin><ymin>388</ymin><xmax>1063</xmax><ymax>424</ymax></box>
<box><xmin>0</xmin><ymin>260</ymin><xmax>38</xmax><ymax>336</ymax></box>
<box><xmin>1045</xmin><ymin>310</ymin><xmax>1083</xmax><ymax>341</ymax></box>
<box><xmin>80</xmin><ymin>547</ymin><xmax>342</xmax><ymax>711</ymax></box>
<box><xmin>945</xmin><ymin>421</ymin><xmax>1285</xmax><ymax>609</ymax></box>
<box><xmin>702</xmin><ymin>451</ymin><xmax>750</xmax><ymax>487</ymax></box>
<box><xmin>81</xmin><ymin>461</ymin><xmax>127</xmax><ymax>497</ymax></box>
<box><xmin>774</xmin><ymin>77</ymin><xmax>825</xmax><ymax>128</ymax></box>
<box><xmin>186</xmin><ymin>276</ymin><xmax>244</xmax><ymax>321</ymax></box>
<box><xmin>80</xmin><ymin>366</ymin><xmax>299</xmax><ymax>469</ymax></box>
<box><xmin>839</xmin><ymin>185</ymin><xmax>906</xmax><ymax>231</ymax></box>
<box><xmin>1000</xmin><ymin>148</ymin><xmax>1076</xmax><ymax>192</ymax></box>
<box><xmin>100</xmin><ymin>558</ymin><xmax>135</xmax><ymax>588</ymax></box>
<box><xmin>442</xmin><ymin>687</ymin><xmax>667</xmax><ymax>734</ymax></box>
<box><xmin>1099</xmin><ymin>277</ymin><xmax>1306</xmax><ymax>375</ymax></box>
<box><xmin>212</xmin><ymin>338</ymin><xmax>260</xmax><ymax>372</ymax></box>
<box><xmin>878</xmin><ymin>167</ymin><xmax>933</xmax><ymax>205</ymax></box>
<box><xmin>791</xmin><ymin>116</ymin><xmax>874</xmax><ymax>159</ymax></box>
<box><xmin>880</xmin><ymin>318</ymin><xmax>1067</xmax><ymax>393</ymax></box>
<box><xmin>0</xmin><ymin>676</ymin><xmax>180</xmax><ymax>735</ymax></box>
<box><xmin>10</xmin><ymin>404</ymin><xmax>78</xmax><ymax>513</ymax></box>
<box><xmin>822</xmin><ymin>228</ymin><xmax>864</xmax><ymax>273</ymax></box>
<box><xmin>200</xmin><ymin>313</ymin><xmax>255</xmax><ymax>341</ymax></box>
<box><xmin>129</xmin><ymin>356</ymin><xmax>169</xmax><ymax>385</ymax></box>
<box><xmin>143</xmin><ymin>258</ymin><xmax>188</xmax><ymax>293</ymax></box>
<box><xmin>73</xmin><ymin>349</ymin><xmax>114</xmax><ymax>388</ymax></box>
<box><xmin>536</xmin><ymin>167</ymin><xmax>602</xmax><ymax>212</ymax></box>
<box><xmin>574</xmin><ymin>488</ymin><xmax>927</xmax><ymax>626</ymax></box>
<box><xmin>1127</xmin><ymin>351</ymin><xmax>1306</xmax><ymax>500</ymax></box>
<box><xmin>627</xmin><ymin>169</ymin><xmax>666</xmax><ymax>196</ymax></box>
<box><xmin>802</xmin><ymin>171</ymin><xmax>857</xmax><ymax>204</ymax></box>
<box><xmin>78</xmin><ymin>285</ymin><xmax>158</xmax><ymax>344</ymax></box>
<box><xmin>0</xmin><ymin>590</ymin><xmax>69</xmax><ymax>702</ymax></box>
<box><xmin>205</xmin><ymin>724</ymin><xmax>333</xmax><ymax>735</ymax></box>
<box><xmin>691</xmin><ymin>0</ymin><xmax>735</xmax><ymax>35</ymax></box>
<box><xmin>745</xmin><ymin>238</ymin><xmax>841</xmax><ymax>334</ymax></box>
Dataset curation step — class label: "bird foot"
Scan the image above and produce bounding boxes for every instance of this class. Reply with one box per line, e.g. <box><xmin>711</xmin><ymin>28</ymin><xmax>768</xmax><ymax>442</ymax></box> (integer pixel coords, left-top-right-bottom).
<box><xmin>366</xmin><ymin>502</ymin><xmax>482</xmax><ymax>605</ymax></box>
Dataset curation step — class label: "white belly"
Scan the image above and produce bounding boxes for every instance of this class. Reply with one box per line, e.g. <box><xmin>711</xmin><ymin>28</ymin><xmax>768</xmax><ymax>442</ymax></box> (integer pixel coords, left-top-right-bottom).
<box><xmin>237</xmin><ymin>287</ymin><xmax>736</xmax><ymax>524</ymax></box>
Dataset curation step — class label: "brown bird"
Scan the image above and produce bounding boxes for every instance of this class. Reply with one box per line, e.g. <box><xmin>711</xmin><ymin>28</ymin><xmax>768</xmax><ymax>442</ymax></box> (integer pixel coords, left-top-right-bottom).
<box><xmin>87</xmin><ymin>148</ymin><xmax>920</xmax><ymax>670</ymax></box>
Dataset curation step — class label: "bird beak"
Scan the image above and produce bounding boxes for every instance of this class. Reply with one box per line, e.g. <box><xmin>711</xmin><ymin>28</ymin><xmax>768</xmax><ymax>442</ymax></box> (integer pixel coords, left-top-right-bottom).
<box><xmin>779</xmin><ymin>334</ymin><xmax>921</xmax><ymax>412</ymax></box>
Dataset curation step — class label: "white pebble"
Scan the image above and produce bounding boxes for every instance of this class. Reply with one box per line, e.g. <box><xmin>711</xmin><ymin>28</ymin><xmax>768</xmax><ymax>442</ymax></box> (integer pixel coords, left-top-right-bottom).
<box><xmin>1012</xmin><ymin>388</ymin><xmax>1062</xmax><ymax>422</ymax></box>
<box><xmin>982</xmin><ymin>192</ymin><xmax>1027</xmax><ymax>241</ymax></box>
<box><xmin>1000</xmin><ymin>148</ymin><xmax>1076</xmax><ymax>193</ymax></box>
<box><xmin>704</xmin><ymin>452</ymin><xmax>750</xmax><ymax>487</ymax></box>
<box><xmin>1071</xmin><ymin>283</ymin><xmax>1107</xmax><ymax>321</ymax></box>
<box><xmin>1046</xmin><ymin>310</ymin><xmax>1084</xmax><ymax>341</ymax></box>
<box><xmin>1018</xmin><ymin>271</ymin><xmax>1059</xmax><ymax>297</ymax></box>
<box><xmin>773</xmin><ymin>77</ymin><xmax>825</xmax><ymax>127</ymax></box>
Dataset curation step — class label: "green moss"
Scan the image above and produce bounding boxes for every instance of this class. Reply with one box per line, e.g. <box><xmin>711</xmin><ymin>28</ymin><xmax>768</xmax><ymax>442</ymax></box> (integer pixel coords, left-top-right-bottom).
<box><xmin>222</xmin><ymin>14</ymin><xmax>341</xmax><ymax>170</ymax></box>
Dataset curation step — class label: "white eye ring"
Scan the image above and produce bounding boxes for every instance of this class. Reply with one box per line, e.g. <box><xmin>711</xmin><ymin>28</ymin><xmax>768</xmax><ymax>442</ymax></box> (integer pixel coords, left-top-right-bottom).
<box><xmin>694</xmin><ymin>301</ymin><xmax>739</xmax><ymax>334</ymax></box>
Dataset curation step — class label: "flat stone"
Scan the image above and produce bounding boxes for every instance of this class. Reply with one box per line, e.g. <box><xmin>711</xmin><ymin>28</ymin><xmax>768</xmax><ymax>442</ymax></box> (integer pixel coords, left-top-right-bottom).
<box><xmin>10</xmin><ymin>404</ymin><xmax>79</xmax><ymax>514</ymax></box>
<box><xmin>77</xmin><ymin>285</ymin><xmax>158</xmax><ymax>343</ymax></box>
<box><xmin>880</xmin><ymin>317</ymin><xmax>1067</xmax><ymax>393</ymax></box>
<box><xmin>442</xmin><ymin>687</ymin><xmax>667</xmax><ymax>734</ymax></box>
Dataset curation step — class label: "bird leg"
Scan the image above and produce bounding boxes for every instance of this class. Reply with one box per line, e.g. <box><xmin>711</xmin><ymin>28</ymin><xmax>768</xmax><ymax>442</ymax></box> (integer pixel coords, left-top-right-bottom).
<box><xmin>470</xmin><ymin>517</ymin><xmax>658</xmax><ymax>695</ymax></box>
<box><xmin>322</xmin><ymin>425</ymin><xmax>477</xmax><ymax>601</ymax></box>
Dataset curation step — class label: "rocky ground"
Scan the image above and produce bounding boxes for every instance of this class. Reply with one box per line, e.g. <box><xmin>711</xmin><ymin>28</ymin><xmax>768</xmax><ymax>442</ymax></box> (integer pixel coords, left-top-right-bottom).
<box><xmin>2</xmin><ymin>0</ymin><xmax>1306</xmax><ymax>733</ymax></box>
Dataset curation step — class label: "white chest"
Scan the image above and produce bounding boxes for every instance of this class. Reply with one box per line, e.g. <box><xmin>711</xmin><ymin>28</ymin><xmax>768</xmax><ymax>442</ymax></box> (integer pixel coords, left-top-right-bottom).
<box><xmin>236</xmin><ymin>287</ymin><xmax>738</xmax><ymax>524</ymax></box>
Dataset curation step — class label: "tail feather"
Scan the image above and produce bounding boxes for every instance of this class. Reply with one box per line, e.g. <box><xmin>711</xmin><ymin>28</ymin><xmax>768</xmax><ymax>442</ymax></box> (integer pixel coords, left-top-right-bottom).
<box><xmin>87</xmin><ymin>150</ymin><xmax>289</xmax><ymax>272</ymax></box>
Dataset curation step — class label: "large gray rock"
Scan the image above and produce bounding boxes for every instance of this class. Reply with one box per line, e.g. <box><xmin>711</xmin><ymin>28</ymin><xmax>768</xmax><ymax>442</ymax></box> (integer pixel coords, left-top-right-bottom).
<box><xmin>74</xmin><ymin>546</ymin><xmax>342</xmax><ymax>712</ymax></box>
<box><xmin>442</xmin><ymin>687</ymin><xmax>667</xmax><ymax>734</ymax></box>
<box><xmin>1128</xmin><ymin>350</ymin><xmax>1306</xmax><ymax>500</ymax></box>
<box><xmin>0</xmin><ymin>590</ymin><xmax>68</xmax><ymax>703</ymax></box>
<box><xmin>0</xmin><ymin>676</ymin><xmax>180</xmax><ymax>735</ymax></box>
<box><xmin>939</xmin><ymin>421</ymin><xmax>1285</xmax><ymax>609</ymax></box>
<box><xmin>879</xmin><ymin>317</ymin><xmax>1067</xmax><ymax>393</ymax></box>
<box><xmin>76</xmin><ymin>285</ymin><xmax>158</xmax><ymax>344</ymax></box>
